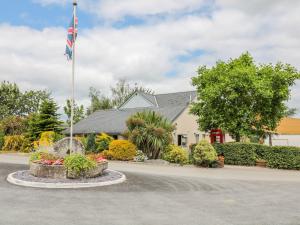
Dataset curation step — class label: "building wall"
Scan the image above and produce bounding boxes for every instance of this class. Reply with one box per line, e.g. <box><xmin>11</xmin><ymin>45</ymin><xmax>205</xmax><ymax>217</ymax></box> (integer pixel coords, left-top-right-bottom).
<box><xmin>119</xmin><ymin>93</ymin><xmax>153</xmax><ymax>109</ymax></box>
<box><xmin>267</xmin><ymin>134</ymin><xmax>300</xmax><ymax>147</ymax></box>
<box><xmin>172</xmin><ymin>105</ymin><xmax>234</xmax><ymax>149</ymax></box>
<box><xmin>172</xmin><ymin>106</ymin><xmax>209</xmax><ymax>149</ymax></box>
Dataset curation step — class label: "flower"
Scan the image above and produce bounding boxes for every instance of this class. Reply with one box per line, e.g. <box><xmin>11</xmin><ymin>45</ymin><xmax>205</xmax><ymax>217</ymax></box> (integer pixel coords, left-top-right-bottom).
<box><xmin>41</xmin><ymin>159</ymin><xmax>53</xmax><ymax>165</ymax></box>
<box><xmin>96</xmin><ymin>156</ymin><xmax>106</xmax><ymax>163</ymax></box>
<box><xmin>53</xmin><ymin>159</ymin><xmax>64</xmax><ymax>165</ymax></box>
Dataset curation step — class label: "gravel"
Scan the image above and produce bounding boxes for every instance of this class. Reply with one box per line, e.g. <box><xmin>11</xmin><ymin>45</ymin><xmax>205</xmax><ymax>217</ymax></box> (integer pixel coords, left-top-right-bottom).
<box><xmin>11</xmin><ymin>169</ymin><xmax>123</xmax><ymax>184</ymax></box>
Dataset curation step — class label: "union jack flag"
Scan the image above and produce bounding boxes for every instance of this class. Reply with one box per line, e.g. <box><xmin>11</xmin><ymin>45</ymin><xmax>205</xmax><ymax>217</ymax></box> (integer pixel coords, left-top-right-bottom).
<box><xmin>65</xmin><ymin>15</ymin><xmax>78</xmax><ymax>60</ymax></box>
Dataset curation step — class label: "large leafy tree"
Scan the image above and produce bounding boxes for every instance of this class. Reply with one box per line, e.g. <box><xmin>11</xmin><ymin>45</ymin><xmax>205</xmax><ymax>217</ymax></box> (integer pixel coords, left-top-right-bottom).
<box><xmin>0</xmin><ymin>116</ymin><xmax>27</xmax><ymax>135</ymax></box>
<box><xmin>20</xmin><ymin>90</ymin><xmax>50</xmax><ymax>115</ymax></box>
<box><xmin>64</xmin><ymin>99</ymin><xmax>85</xmax><ymax>126</ymax></box>
<box><xmin>0</xmin><ymin>81</ymin><xmax>22</xmax><ymax>119</ymax></box>
<box><xmin>86</xmin><ymin>87</ymin><xmax>113</xmax><ymax>115</ymax></box>
<box><xmin>191</xmin><ymin>52</ymin><xmax>300</xmax><ymax>142</ymax></box>
<box><xmin>111</xmin><ymin>79</ymin><xmax>154</xmax><ymax>107</ymax></box>
<box><xmin>87</xmin><ymin>80</ymin><xmax>154</xmax><ymax>115</ymax></box>
<box><xmin>126</xmin><ymin>111</ymin><xmax>174</xmax><ymax>159</ymax></box>
<box><xmin>0</xmin><ymin>81</ymin><xmax>50</xmax><ymax>119</ymax></box>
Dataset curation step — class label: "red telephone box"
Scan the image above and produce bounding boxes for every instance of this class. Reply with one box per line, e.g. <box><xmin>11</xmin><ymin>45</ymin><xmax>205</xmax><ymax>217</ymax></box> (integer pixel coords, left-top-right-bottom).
<box><xmin>210</xmin><ymin>129</ymin><xmax>224</xmax><ymax>144</ymax></box>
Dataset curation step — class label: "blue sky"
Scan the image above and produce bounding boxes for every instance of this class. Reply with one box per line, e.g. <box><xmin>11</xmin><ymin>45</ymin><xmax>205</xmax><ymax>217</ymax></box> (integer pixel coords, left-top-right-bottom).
<box><xmin>0</xmin><ymin>0</ymin><xmax>95</xmax><ymax>29</ymax></box>
<box><xmin>0</xmin><ymin>0</ymin><xmax>300</xmax><ymax>116</ymax></box>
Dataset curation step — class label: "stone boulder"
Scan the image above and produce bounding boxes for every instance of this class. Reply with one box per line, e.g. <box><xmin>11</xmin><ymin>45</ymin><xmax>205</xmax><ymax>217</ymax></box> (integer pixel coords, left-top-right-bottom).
<box><xmin>30</xmin><ymin>162</ymin><xmax>67</xmax><ymax>179</ymax></box>
<box><xmin>52</xmin><ymin>137</ymin><xmax>85</xmax><ymax>157</ymax></box>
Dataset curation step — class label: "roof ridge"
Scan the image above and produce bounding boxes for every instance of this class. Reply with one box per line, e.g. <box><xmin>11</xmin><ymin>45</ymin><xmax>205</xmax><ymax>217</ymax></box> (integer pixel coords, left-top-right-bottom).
<box><xmin>154</xmin><ymin>90</ymin><xmax>196</xmax><ymax>96</ymax></box>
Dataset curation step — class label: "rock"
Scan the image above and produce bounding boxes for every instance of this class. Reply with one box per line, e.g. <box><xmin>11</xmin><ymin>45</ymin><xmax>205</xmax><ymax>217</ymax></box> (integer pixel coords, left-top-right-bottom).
<box><xmin>38</xmin><ymin>145</ymin><xmax>54</xmax><ymax>152</ymax></box>
<box><xmin>52</xmin><ymin>137</ymin><xmax>85</xmax><ymax>157</ymax></box>
<box><xmin>30</xmin><ymin>162</ymin><xmax>67</xmax><ymax>179</ymax></box>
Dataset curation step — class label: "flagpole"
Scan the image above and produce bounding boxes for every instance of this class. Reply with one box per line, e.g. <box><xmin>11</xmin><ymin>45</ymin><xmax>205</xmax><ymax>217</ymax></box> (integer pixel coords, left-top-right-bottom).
<box><xmin>70</xmin><ymin>0</ymin><xmax>77</xmax><ymax>154</ymax></box>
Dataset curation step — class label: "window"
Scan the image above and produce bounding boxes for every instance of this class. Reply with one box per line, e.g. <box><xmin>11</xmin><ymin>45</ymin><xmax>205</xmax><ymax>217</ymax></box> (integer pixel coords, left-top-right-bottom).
<box><xmin>112</xmin><ymin>135</ymin><xmax>118</xmax><ymax>140</ymax></box>
<box><xmin>178</xmin><ymin>134</ymin><xmax>187</xmax><ymax>147</ymax></box>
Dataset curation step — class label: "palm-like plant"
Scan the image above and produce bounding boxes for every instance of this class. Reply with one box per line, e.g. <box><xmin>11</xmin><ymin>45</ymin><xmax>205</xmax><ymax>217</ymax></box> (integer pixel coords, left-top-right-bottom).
<box><xmin>126</xmin><ymin>111</ymin><xmax>175</xmax><ymax>159</ymax></box>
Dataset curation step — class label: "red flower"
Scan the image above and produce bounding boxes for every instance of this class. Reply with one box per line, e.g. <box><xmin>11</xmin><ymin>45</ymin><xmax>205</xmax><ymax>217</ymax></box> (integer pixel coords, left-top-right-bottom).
<box><xmin>96</xmin><ymin>156</ymin><xmax>106</xmax><ymax>162</ymax></box>
<box><xmin>53</xmin><ymin>159</ymin><xmax>64</xmax><ymax>165</ymax></box>
<box><xmin>41</xmin><ymin>159</ymin><xmax>53</xmax><ymax>165</ymax></box>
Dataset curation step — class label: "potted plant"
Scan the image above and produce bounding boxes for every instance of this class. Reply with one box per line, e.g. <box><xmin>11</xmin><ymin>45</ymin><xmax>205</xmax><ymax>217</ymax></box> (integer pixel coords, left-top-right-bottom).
<box><xmin>217</xmin><ymin>154</ymin><xmax>225</xmax><ymax>168</ymax></box>
<box><xmin>256</xmin><ymin>158</ymin><xmax>267</xmax><ymax>167</ymax></box>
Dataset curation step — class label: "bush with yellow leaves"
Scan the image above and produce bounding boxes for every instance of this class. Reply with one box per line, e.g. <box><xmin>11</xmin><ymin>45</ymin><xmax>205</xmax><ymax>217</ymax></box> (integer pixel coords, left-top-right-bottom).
<box><xmin>104</xmin><ymin>140</ymin><xmax>137</xmax><ymax>161</ymax></box>
<box><xmin>2</xmin><ymin>135</ymin><xmax>32</xmax><ymax>152</ymax></box>
<box><xmin>96</xmin><ymin>133</ymin><xmax>114</xmax><ymax>152</ymax></box>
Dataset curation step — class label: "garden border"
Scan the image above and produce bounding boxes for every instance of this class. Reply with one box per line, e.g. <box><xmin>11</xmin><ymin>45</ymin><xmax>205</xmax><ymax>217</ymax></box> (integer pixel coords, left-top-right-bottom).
<box><xmin>7</xmin><ymin>169</ymin><xmax>126</xmax><ymax>189</ymax></box>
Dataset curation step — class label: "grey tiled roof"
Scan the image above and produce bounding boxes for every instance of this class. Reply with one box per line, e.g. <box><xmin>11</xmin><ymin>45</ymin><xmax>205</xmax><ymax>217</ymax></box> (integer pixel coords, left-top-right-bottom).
<box><xmin>139</xmin><ymin>92</ymin><xmax>157</xmax><ymax>106</ymax></box>
<box><xmin>67</xmin><ymin>90</ymin><xmax>196</xmax><ymax>135</ymax></box>
<box><xmin>155</xmin><ymin>91</ymin><xmax>196</xmax><ymax>107</ymax></box>
<box><xmin>68</xmin><ymin>105</ymin><xmax>187</xmax><ymax>135</ymax></box>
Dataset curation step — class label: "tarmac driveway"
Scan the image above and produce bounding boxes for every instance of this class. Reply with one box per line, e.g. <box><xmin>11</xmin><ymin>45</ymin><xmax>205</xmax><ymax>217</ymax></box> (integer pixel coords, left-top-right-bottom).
<box><xmin>0</xmin><ymin>159</ymin><xmax>300</xmax><ymax>225</ymax></box>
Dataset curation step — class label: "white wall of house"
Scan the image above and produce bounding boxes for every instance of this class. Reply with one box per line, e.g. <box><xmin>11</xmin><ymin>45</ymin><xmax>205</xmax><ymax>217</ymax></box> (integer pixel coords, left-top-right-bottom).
<box><xmin>117</xmin><ymin>135</ymin><xmax>125</xmax><ymax>140</ymax></box>
<box><xmin>119</xmin><ymin>93</ymin><xmax>154</xmax><ymax>109</ymax></box>
<box><xmin>268</xmin><ymin>134</ymin><xmax>300</xmax><ymax>147</ymax></box>
<box><xmin>172</xmin><ymin>105</ymin><xmax>235</xmax><ymax>149</ymax></box>
<box><xmin>172</xmin><ymin>106</ymin><xmax>208</xmax><ymax>149</ymax></box>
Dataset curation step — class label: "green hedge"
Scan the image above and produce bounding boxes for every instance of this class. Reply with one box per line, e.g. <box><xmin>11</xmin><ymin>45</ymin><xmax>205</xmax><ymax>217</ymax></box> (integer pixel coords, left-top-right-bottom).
<box><xmin>264</xmin><ymin>146</ymin><xmax>300</xmax><ymax>170</ymax></box>
<box><xmin>214</xmin><ymin>142</ymin><xmax>300</xmax><ymax>170</ymax></box>
<box><xmin>214</xmin><ymin>143</ymin><xmax>257</xmax><ymax>166</ymax></box>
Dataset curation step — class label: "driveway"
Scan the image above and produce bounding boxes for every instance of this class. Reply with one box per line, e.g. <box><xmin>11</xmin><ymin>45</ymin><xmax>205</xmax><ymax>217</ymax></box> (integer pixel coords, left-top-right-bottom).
<box><xmin>0</xmin><ymin>154</ymin><xmax>300</xmax><ymax>225</ymax></box>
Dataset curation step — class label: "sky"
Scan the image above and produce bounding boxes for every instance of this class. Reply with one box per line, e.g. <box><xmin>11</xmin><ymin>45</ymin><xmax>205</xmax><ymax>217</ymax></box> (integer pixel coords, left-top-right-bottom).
<box><xmin>0</xmin><ymin>0</ymin><xmax>300</xmax><ymax>117</ymax></box>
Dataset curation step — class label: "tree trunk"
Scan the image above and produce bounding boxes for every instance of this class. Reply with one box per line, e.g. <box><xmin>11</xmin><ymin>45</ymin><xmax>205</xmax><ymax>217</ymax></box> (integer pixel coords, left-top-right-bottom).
<box><xmin>268</xmin><ymin>133</ymin><xmax>272</xmax><ymax>146</ymax></box>
<box><xmin>235</xmin><ymin>134</ymin><xmax>241</xmax><ymax>142</ymax></box>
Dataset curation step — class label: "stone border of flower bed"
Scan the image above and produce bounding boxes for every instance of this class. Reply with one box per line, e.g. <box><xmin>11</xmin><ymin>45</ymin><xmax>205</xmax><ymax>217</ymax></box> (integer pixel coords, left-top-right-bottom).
<box><xmin>7</xmin><ymin>169</ymin><xmax>126</xmax><ymax>189</ymax></box>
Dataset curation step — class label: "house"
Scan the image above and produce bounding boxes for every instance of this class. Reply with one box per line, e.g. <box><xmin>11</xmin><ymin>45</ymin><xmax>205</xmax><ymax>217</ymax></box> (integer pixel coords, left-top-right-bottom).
<box><xmin>70</xmin><ymin>90</ymin><xmax>229</xmax><ymax>148</ymax></box>
<box><xmin>269</xmin><ymin>117</ymin><xmax>300</xmax><ymax>146</ymax></box>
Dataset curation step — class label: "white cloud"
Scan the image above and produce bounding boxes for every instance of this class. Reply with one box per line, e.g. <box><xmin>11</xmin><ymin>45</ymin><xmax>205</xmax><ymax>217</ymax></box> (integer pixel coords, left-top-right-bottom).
<box><xmin>34</xmin><ymin>0</ymin><xmax>209</xmax><ymax>21</ymax></box>
<box><xmin>87</xmin><ymin>0</ymin><xmax>207</xmax><ymax>21</ymax></box>
<box><xmin>2</xmin><ymin>0</ymin><xmax>300</xmax><ymax>117</ymax></box>
<box><xmin>32</xmin><ymin>0</ymin><xmax>70</xmax><ymax>6</ymax></box>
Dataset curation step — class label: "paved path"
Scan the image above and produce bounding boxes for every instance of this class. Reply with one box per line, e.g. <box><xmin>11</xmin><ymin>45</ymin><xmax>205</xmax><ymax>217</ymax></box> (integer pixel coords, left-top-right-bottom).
<box><xmin>0</xmin><ymin>154</ymin><xmax>300</xmax><ymax>225</ymax></box>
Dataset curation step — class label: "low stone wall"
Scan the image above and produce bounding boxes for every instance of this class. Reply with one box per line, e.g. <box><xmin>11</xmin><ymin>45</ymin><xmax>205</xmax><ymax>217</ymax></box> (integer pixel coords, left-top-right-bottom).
<box><xmin>30</xmin><ymin>161</ymin><xmax>108</xmax><ymax>179</ymax></box>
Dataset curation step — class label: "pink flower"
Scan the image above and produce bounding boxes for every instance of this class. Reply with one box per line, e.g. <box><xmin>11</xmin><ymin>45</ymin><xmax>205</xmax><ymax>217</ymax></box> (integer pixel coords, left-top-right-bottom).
<box><xmin>41</xmin><ymin>159</ymin><xmax>53</xmax><ymax>165</ymax></box>
<box><xmin>96</xmin><ymin>157</ymin><xmax>107</xmax><ymax>162</ymax></box>
<box><xmin>53</xmin><ymin>159</ymin><xmax>64</xmax><ymax>165</ymax></box>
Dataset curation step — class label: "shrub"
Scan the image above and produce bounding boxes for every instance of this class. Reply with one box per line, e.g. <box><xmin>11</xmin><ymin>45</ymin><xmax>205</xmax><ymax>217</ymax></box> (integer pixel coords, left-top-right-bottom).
<box><xmin>134</xmin><ymin>150</ymin><xmax>147</xmax><ymax>162</ymax></box>
<box><xmin>2</xmin><ymin>135</ymin><xmax>32</xmax><ymax>152</ymax></box>
<box><xmin>126</xmin><ymin>111</ymin><xmax>175</xmax><ymax>159</ymax></box>
<box><xmin>102</xmin><ymin>150</ymin><xmax>112</xmax><ymax>160</ymax></box>
<box><xmin>263</xmin><ymin>146</ymin><xmax>300</xmax><ymax>170</ymax></box>
<box><xmin>33</xmin><ymin>131</ymin><xmax>64</xmax><ymax>150</ymax></box>
<box><xmin>54</xmin><ymin>133</ymin><xmax>64</xmax><ymax>142</ymax></box>
<box><xmin>86</xmin><ymin>133</ymin><xmax>96</xmax><ymax>153</ymax></box>
<box><xmin>38</xmin><ymin>131</ymin><xmax>55</xmax><ymax>147</ymax></box>
<box><xmin>163</xmin><ymin>144</ymin><xmax>188</xmax><ymax>165</ymax></box>
<box><xmin>214</xmin><ymin>143</ymin><xmax>257</xmax><ymax>166</ymax></box>
<box><xmin>64</xmin><ymin>154</ymin><xmax>96</xmax><ymax>175</ymax></box>
<box><xmin>189</xmin><ymin>143</ymin><xmax>197</xmax><ymax>163</ymax></box>
<box><xmin>75</xmin><ymin>136</ymin><xmax>87</xmax><ymax>149</ymax></box>
<box><xmin>96</xmin><ymin>133</ymin><xmax>113</xmax><ymax>152</ymax></box>
<box><xmin>107</xmin><ymin>140</ymin><xmax>137</xmax><ymax>161</ymax></box>
<box><xmin>193</xmin><ymin>140</ymin><xmax>217</xmax><ymax>167</ymax></box>
<box><xmin>29</xmin><ymin>151</ymin><xmax>58</xmax><ymax>162</ymax></box>
<box><xmin>0</xmin><ymin>131</ymin><xmax>4</xmax><ymax>150</ymax></box>
<box><xmin>189</xmin><ymin>143</ymin><xmax>197</xmax><ymax>152</ymax></box>
<box><xmin>253</xmin><ymin>143</ymin><xmax>271</xmax><ymax>160</ymax></box>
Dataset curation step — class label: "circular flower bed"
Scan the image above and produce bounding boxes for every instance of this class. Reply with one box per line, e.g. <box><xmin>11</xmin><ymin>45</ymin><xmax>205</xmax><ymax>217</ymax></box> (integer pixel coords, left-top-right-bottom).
<box><xmin>29</xmin><ymin>152</ymin><xmax>108</xmax><ymax>179</ymax></box>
